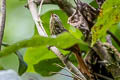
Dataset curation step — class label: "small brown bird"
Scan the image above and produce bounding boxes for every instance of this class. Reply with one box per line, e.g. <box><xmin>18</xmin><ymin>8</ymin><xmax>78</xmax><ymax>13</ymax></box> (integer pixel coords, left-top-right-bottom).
<box><xmin>49</xmin><ymin>13</ymin><xmax>91</xmax><ymax>77</ymax></box>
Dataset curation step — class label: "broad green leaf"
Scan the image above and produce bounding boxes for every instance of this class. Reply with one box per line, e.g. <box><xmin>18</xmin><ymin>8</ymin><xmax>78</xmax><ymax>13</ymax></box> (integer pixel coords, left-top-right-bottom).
<box><xmin>25</xmin><ymin>47</ymin><xmax>76</xmax><ymax>76</ymax></box>
<box><xmin>24</xmin><ymin>46</ymin><xmax>71</xmax><ymax>76</ymax></box>
<box><xmin>0</xmin><ymin>32</ymin><xmax>87</xmax><ymax>76</ymax></box>
<box><xmin>91</xmin><ymin>0</ymin><xmax>120</xmax><ymax>46</ymax></box>
<box><xmin>90</xmin><ymin>0</ymin><xmax>99</xmax><ymax>8</ymax></box>
<box><xmin>33</xmin><ymin>57</ymin><xmax>77</xmax><ymax>76</ymax></box>
<box><xmin>68</xmin><ymin>25</ymin><xmax>83</xmax><ymax>39</ymax></box>
<box><xmin>24</xmin><ymin>46</ymin><xmax>59</xmax><ymax>75</ymax></box>
<box><xmin>0</xmin><ymin>32</ymin><xmax>88</xmax><ymax>57</ymax></box>
<box><xmin>0</xmin><ymin>65</ymin><xmax>4</xmax><ymax>70</ymax></box>
<box><xmin>24</xmin><ymin>46</ymin><xmax>57</xmax><ymax>65</ymax></box>
<box><xmin>18</xmin><ymin>56</ymin><xmax>28</xmax><ymax>75</ymax></box>
<box><xmin>33</xmin><ymin>58</ymin><xmax>63</xmax><ymax>76</ymax></box>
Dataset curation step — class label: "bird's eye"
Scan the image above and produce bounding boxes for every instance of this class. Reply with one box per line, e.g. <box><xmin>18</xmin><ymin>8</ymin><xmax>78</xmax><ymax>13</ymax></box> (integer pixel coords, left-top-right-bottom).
<box><xmin>54</xmin><ymin>15</ymin><xmax>57</xmax><ymax>17</ymax></box>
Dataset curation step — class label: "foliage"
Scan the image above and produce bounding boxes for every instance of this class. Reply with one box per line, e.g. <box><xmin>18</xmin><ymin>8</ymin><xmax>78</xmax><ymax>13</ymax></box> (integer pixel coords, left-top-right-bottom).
<box><xmin>91</xmin><ymin>0</ymin><xmax>120</xmax><ymax>46</ymax></box>
<box><xmin>1</xmin><ymin>31</ymin><xmax>87</xmax><ymax>75</ymax></box>
<box><xmin>0</xmin><ymin>0</ymin><xmax>120</xmax><ymax>79</ymax></box>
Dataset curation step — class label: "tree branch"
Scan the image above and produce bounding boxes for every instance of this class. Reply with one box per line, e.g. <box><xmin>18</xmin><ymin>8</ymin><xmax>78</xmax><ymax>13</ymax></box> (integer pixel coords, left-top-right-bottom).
<box><xmin>27</xmin><ymin>0</ymin><xmax>86</xmax><ymax>80</ymax></box>
<box><xmin>28</xmin><ymin>0</ymin><xmax>48</xmax><ymax>37</ymax></box>
<box><xmin>93</xmin><ymin>41</ymin><xmax>120</xmax><ymax>79</ymax></box>
<box><xmin>0</xmin><ymin>0</ymin><xmax>6</xmax><ymax>50</ymax></box>
<box><xmin>34</xmin><ymin>0</ymin><xmax>75</xmax><ymax>16</ymax></box>
<box><xmin>93</xmin><ymin>41</ymin><xmax>110</xmax><ymax>62</ymax></box>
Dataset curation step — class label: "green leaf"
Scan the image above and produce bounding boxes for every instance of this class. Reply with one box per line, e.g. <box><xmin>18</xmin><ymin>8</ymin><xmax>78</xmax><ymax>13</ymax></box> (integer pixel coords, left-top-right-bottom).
<box><xmin>68</xmin><ymin>25</ymin><xmax>83</xmax><ymax>39</ymax></box>
<box><xmin>0</xmin><ymin>32</ymin><xmax>87</xmax><ymax>57</ymax></box>
<box><xmin>0</xmin><ymin>32</ymin><xmax>87</xmax><ymax>76</ymax></box>
<box><xmin>18</xmin><ymin>55</ymin><xmax>28</xmax><ymax>75</ymax></box>
<box><xmin>24</xmin><ymin>46</ymin><xmax>59</xmax><ymax>75</ymax></box>
<box><xmin>33</xmin><ymin>58</ymin><xmax>63</xmax><ymax>76</ymax></box>
<box><xmin>90</xmin><ymin>0</ymin><xmax>99</xmax><ymax>8</ymax></box>
<box><xmin>25</xmin><ymin>46</ymin><xmax>77</xmax><ymax>76</ymax></box>
<box><xmin>0</xmin><ymin>65</ymin><xmax>4</xmax><ymax>70</ymax></box>
<box><xmin>55</xmin><ymin>32</ymin><xmax>79</xmax><ymax>49</ymax></box>
<box><xmin>24</xmin><ymin>46</ymin><xmax>57</xmax><ymax>65</ymax></box>
<box><xmin>91</xmin><ymin>0</ymin><xmax>120</xmax><ymax>46</ymax></box>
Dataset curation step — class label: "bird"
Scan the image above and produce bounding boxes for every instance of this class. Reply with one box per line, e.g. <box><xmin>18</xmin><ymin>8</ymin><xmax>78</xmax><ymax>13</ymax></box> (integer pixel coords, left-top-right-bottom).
<box><xmin>49</xmin><ymin>13</ymin><xmax>92</xmax><ymax>77</ymax></box>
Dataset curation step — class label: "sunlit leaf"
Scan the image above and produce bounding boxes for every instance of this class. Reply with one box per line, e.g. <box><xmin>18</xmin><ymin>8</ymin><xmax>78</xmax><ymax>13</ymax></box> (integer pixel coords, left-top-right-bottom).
<box><xmin>0</xmin><ymin>32</ymin><xmax>88</xmax><ymax>57</ymax></box>
<box><xmin>91</xmin><ymin>0</ymin><xmax>120</xmax><ymax>46</ymax></box>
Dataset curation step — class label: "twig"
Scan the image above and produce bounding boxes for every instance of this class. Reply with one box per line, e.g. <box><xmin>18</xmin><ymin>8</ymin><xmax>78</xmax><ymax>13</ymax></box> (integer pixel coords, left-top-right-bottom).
<box><xmin>0</xmin><ymin>0</ymin><xmax>6</xmax><ymax>50</ymax></box>
<box><xmin>27</xmin><ymin>0</ymin><xmax>86</xmax><ymax>80</ymax></box>
<box><xmin>94</xmin><ymin>73</ymin><xmax>113</xmax><ymax>80</ymax></box>
<box><xmin>38</xmin><ymin>0</ymin><xmax>44</xmax><ymax>15</ymax></box>
<box><xmin>34</xmin><ymin>0</ymin><xmax>75</xmax><ymax>16</ymax></box>
<box><xmin>50</xmin><ymin>47</ymin><xmax>85</xmax><ymax>80</ymax></box>
<box><xmin>107</xmin><ymin>30</ymin><xmax>120</xmax><ymax>47</ymax></box>
<box><xmin>28</xmin><ymin>0</ymin><xmax>47</xmax><ymax>37</ymax></box>
<box><xmin>93</xmin><ymin>41</ymin><xmax>110</xmax><ymax>62</ymax></box>
<box><xmin>50</xmin><ymin>72</ymin><xmax>74</xmax><ymax>78</ymax></box>
<box><xmin>93</xmin><ymin>41</ymin><xmax>120</xmax><ymax>79</ymax></box>
<box><xmin>37</xmin><ymin>0</ymin><xmax>45</xmax><ymax>36</ymax></box>
<box><xmin>54</xmin><ymin>63</ymin><xmax>65</xmax><ymax>69</ymax></box>
<box><xmin>55</xmin><ymin>63</ymin><xmax>82</xmax><ymax>79</ymax></box>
